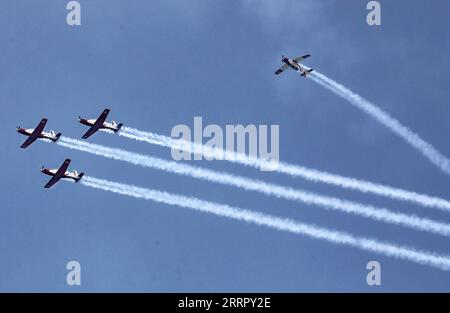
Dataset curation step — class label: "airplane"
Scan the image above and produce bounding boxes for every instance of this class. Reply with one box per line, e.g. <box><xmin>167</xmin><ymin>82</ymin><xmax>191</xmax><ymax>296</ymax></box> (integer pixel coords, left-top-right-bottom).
<box><xmin>78</xmin><ymin>109</ymin><xmax>123</xmax><ymax>139</ymax></box>
<box><xmin>16</xmin><ymin>118</ymin><xmax>62</xmax><ymax>149</ymax></box>
<box><xmin>274</xmin><ymin>54</ymin><xmax>314</xmax><ymax>77</ymax></box>
<box><xmin>40</xmin><ymin>159</ymin><xmax>84</xmax><ymax>189</ymax></box>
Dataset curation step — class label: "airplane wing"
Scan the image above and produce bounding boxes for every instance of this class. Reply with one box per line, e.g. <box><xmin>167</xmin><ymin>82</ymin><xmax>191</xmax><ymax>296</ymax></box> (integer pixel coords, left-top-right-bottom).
<box><xmin>293</xmin><ymin>54</ymin><xmax>311</xmax><ymax>63</ymax></box>
<box><xmin>44</xmin><ymin>159</ymin><xmax>71</xmax><ymax>189</ymax></box>
<box><xmin>274</xmin><ymin>64</ymin><xmax>289</xmax><ymax>75</ymax></box>
<box><xmin>81</xmin><ymin>125</ymin><xmax>101</xmax><ymax>139</ymax></box>
<box><xmin>82</xmin><ymin>109</ymin><xmax>110</xmax><ymax>139</ymax></box>
<box><xmin>20</xmin><ymin>118</ymin><xmax>47</xmax><ymax>148</ymax></box>
<box><xmin>20</xmin><ymin>136</ymin><xmax>38</xmax><ymax>149</ymax></box>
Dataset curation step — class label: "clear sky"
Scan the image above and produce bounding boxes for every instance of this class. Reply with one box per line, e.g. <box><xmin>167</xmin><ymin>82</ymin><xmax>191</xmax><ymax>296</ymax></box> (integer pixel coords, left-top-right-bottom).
<box><xmin>1</xmin><ymin>0</ymin><xmax>449</xmax><ymax>291</ymax></box>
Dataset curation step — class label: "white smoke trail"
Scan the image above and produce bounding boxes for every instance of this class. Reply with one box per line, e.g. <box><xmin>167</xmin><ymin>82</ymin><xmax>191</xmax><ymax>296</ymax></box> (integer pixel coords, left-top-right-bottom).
<box><xmin>309</xmin><ymin>71</ymin><xmax>450</xmax><ymax>176</ymax></box>
<box><xmin>80</xmin><ymin>175</ymin><xmax>450</xmax><ymax>272</ymax></box>
<box><xmin>119</xmin><ymin>127</ymin><xmax>450</xmax><ymax>213</ymax></box>
<box><xmin>57</xmin><ymin>137</ymin><xmax>450</xmax><ymax>237</ymax></box>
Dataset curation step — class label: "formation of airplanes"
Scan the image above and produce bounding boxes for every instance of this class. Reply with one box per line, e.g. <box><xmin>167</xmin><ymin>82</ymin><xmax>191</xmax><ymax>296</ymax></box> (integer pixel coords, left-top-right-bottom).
<box><xmin>16</xmin><ymin>109</ymin><xmax>123</xmax><ymax>188</ymax></box>
<box><xmin>17</xmin><ymin>53</ymin><xmax>312</xmax><ymax>189</ymax></box>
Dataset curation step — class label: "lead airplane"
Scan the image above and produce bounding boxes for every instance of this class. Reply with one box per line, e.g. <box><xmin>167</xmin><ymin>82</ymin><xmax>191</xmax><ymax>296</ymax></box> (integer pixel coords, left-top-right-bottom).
<box><xmin>79</xmin><ymin>109</ymin><xmax>123</xmax><ymax>139</ymax></box>
<box><xmin>274</xmin><ymin>54</ymin><xmax>313</xmax><ymax>77</ymax></box>
<box><xmin>40</xmin><ymin>159</ymin><xmax>84</xmax><ymax>189</ymax></box>
<box><xmin>16</xmin><ymin>118</ymin><xmax>61</xmax><ymax>149</ymax></box>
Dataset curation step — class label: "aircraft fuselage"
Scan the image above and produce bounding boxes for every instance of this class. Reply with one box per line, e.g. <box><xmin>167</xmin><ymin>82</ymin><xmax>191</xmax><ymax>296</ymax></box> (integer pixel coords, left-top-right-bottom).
<box><xmin>40</xmin><ymin>168</ymin><xmax>82</xmax><ymax>182</ymax></box>
<box><xmin>79</xmin><ymin>118</ymin><xmax>121</xmax><ymax>132</ymax></box>
<box><xmin>16</xmin><ymin>128</ymin><xmax>60</xmax><ymax>142</ymax></box>
<box><xmin>282</xmin><ymin>58</ymin><xmax>307</xmax><ymax>73</ymax></box>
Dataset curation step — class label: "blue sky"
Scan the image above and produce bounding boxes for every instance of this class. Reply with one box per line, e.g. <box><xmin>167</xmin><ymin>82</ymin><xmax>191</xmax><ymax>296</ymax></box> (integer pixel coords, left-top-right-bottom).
<box><xmin>0</xmin><ymin>0</ymin><xmax>449</xmax><ymax>291</ymax></box>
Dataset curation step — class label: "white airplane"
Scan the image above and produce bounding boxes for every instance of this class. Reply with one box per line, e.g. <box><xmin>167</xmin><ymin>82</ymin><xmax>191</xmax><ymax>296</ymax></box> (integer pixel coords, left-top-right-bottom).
<box><xmin>78</xmin><ymin>109</ymin><xmax>123</xmax><ymax>139</ymax></box>
<box><xmin>41</xmin><ymin>159</ymin><xmax>84</xmax><ymax>188</ymax></box>
<box><xmin>274</xmin><ymin>54</ymin><xmax>313</xmax><ymax>77</ymax></box>
<box><xmin>16</xmin><ymin>118</ymin><xmax>61</xmax><ymax>148</ymax></box>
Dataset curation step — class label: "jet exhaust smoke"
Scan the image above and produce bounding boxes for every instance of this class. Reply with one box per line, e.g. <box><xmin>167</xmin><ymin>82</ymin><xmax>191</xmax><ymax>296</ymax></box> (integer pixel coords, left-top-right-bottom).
<box><xmin>118</xmin><ymin>127</ymin><xmax>450</xmax><ymax>213</ymax></box>
<box><xmin>57</xmin><ymin>137</ymin><xmax>450</xmax><ymax>237</ymax></box>
<box><xmin>80</xmin><ymin>176</ymin><xmax>450</xmax><ymax>272</ymax></box>
<box><xmin>309</xmin><ymin>71</ymin><xmax>450</xmax><ymax>177</ymax></box>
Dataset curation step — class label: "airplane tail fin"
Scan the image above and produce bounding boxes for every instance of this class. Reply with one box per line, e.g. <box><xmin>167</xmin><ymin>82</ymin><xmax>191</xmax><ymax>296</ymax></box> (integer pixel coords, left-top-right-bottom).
<box><xmin>301</xmin><ymin>69</ymin><xmax>314</xmax><ymax>78</ymax></box>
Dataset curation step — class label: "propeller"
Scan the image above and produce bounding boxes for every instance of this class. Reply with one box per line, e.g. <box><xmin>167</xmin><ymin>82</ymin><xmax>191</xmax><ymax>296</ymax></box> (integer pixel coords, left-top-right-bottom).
<box><xmin>16</xmin><ymin>126</ymin><xmax>20</xmax><ymax>130</ymax></box>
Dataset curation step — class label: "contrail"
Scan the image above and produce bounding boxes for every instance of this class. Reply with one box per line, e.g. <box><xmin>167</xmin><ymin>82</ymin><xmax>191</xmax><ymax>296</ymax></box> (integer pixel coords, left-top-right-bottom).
<box><xmin>309</xmin><ymin>71</ymin><xmax>450</xmax><ymax>177</ymax></box>
<box><xmin>57</xmin><ymin>137</ymin><xmax>450</xmax><ymax>237</ymax></box>
<box><xmin>118</xmin><ymin>127</ymin><xmax>450</xmax><ymax>213</ymax></box>
<box><xmin>80</xmin><ymin>175</ymin><xmax>450</xmax><ymax>272</ymax></box>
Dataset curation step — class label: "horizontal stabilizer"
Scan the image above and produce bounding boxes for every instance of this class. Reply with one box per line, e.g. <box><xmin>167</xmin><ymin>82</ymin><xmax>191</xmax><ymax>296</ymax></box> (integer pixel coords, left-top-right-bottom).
<box><xmin>53</xmin><ymin>133</ymin><xmax>62</xmax><ymax>142</ymax></box>
<box><xmin>114</xmin><ymin>123</ymin><xmax>124</xmax><ymax>133</ymax></box>
<box><xmin>301</xmin><ymin>68</ymin><xmax>314</xmax><ymax>77</ymax></box>
<box><xmin>76</xmin><ymin>173</ymin><xmax>85</xmax><ymax>182</ymax></box>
